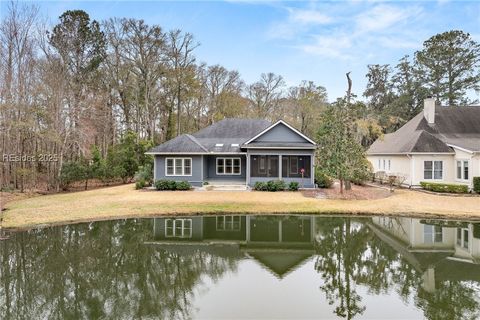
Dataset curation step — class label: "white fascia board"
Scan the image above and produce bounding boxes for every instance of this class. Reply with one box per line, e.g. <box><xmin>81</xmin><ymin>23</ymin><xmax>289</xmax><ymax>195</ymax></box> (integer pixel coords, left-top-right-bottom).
<box><xmin>446</xmin><ymin>144</ymin><xmax>475</xmax><ymax>154</ymax></box>
<box><xmin>368</xmin><ymin>152</ymin><xmax>455</xmax><ymax>156</ymax></box>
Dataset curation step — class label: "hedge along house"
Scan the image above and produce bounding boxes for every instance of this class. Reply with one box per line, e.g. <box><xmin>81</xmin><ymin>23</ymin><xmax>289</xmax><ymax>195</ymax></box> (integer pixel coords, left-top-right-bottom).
<box><xmin>146</xmin><ymin>119</ymin><xmax>316</xmax><ymax>188</ymax></box>
<box><xmin>367</xmin><ymin>98</ymin><xmax>480</xmax><ymax>189</ymax></box>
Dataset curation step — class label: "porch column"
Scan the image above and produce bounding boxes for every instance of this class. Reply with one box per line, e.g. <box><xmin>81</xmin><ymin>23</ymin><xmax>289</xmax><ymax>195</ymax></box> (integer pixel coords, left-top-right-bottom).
<box><xmin>279</xmin><ymin>155</ymin><xmax>282</xmax><ymax>180</ymax></box>
<box><xmin>246</xmin><ymin>153</ymin><xmax>250</xmax><ymax>185</ymax></box>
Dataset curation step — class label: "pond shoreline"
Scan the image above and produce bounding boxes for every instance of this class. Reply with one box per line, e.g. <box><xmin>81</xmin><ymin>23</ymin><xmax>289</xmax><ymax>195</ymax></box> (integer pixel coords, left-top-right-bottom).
<box><xmin>4</xmin><ymin>210</ymin><xmax>480</xmax><ymax>233</ymax></box>
<box><xmin>2</xmin><ymin>183</ymin><xmax>480</xmax><ymax>230</ymax></box>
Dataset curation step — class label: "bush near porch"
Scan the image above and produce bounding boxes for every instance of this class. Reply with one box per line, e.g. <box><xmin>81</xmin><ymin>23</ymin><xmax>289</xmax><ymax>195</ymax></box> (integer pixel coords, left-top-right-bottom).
<box><xmin>420</xmin><ymin>182</ymin><xmax>469</xmax><ymax>194</ymax></box>
<box><xmin>473</xmin><ymin>177</ymin><xmax>480</xmax><ymax>193</ymax></box>
<box><xmin>253</xmin><ymin>180</ymin><xmax>299</xmax><ymax>192</ymax></box>
<box><xmin>154</xmin><ymin>180</ymin><xmax>191</xmax><ymax>191</ymax></box>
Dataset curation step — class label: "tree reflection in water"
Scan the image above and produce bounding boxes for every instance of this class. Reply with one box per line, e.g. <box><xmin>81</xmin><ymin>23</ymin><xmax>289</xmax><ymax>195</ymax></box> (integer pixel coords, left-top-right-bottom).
<box><xmin>0</xmin><ymin>219</ymin><xmax>240</xmax><ymax>320</ymax></box>
<box><xmin>0</xmin><ymin>216</ymin><xmax>479</xmax><ymax>319</ymax></box>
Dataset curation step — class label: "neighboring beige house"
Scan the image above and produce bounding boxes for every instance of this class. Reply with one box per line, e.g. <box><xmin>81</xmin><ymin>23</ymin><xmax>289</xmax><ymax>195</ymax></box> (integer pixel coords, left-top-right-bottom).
<box><xmin>369</xmin><ymin>217</ymin><xmax>480</xmax><ymax>293</ymax></box>
<box><xmin>367</xmin><ymin>98</ymin><xmax>480</xmax><ymax>188</ymax></box>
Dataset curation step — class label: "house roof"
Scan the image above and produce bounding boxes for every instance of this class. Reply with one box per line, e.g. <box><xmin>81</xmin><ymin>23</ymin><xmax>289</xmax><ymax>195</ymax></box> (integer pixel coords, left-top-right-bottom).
<box><xmin>148</xmin><ymin>134</ymin><xmax>209</xmax><ymax>153</ymax></box>
<box><xmin>193</xmin><ymin>118</ymin><xmax>271</xmax><ymax>139</ymax></box>
<box><xmin>368</xmin><ymin>106</ymin><xmax>480</xmax><ymax>154</ymax></box>
<box><xmin>148</xmin><ymin>118</ymin><xmax>316</xmax><ymax>154</ymax></box>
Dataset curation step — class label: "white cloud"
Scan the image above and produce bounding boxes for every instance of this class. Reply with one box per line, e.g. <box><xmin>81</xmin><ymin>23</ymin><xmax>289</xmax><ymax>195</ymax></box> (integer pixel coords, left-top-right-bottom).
<box><xmin>300</xmin><ymin>34</ymin><xmax>353</xmax><ymax>60</ymax></box>
<box><xmin>269</xmin><ymin>3</ymin><xmax>426</xmax><ymax>59</ymax></box>
<box><xmin>267</xmin><ymin>7</ymin><xmax>333</xmax><ymax>39</ymax></box>
<box><xmin>355</xmin><ymin>4</ymin><xmax>423</xmax><ymax>33</ymax></box>
<box><xmin>377</xmin><ymin>36</ymin><xmax>421</xmax><ymax>49</ymax></box>
<box><xmin>289</xmin><ymin>8</ymin><xmax>332</xmax><ymax>25</ymax></box>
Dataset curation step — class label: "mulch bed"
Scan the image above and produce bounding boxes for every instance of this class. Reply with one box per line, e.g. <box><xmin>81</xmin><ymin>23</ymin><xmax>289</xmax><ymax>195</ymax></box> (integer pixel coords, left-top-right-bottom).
<box><xmin>302</xmin><ymin>182</ymin><xmax>392</xmax><ymax>200</ymax></box>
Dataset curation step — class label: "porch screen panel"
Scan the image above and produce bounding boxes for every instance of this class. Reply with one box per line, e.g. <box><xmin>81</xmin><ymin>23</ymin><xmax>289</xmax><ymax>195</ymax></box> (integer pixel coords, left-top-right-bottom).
<box><xmin>250</xmin><ymin>155</ymin><xmax>279</xmax><ymax>178</ymax></box>
<box><xmin>282</xmin><ymin>156</ymin><xmax>311</xmax><ymax>178</ymax></box>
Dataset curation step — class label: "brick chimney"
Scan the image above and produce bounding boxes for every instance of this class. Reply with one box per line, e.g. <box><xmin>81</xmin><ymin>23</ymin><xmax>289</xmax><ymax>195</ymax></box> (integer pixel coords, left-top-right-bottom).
<box><xmin>423</xmin><ymin>97</ymin><xmax>436</xmax><ymax>124</ymax></box>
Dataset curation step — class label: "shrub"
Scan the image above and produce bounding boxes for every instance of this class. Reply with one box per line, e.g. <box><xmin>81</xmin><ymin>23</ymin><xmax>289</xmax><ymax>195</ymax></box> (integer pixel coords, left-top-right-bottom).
<box><xmin>288</xmin><ymin>182</ymin><xmax>299</xmax><ymax>191</ymax></box>
<box><xmin>420</xmin><ymin>182</ymin><xmax>469</xmax><ymax>194</ymax></box>
<box><xmin>374</xmin><ymin>171</ymin><xmax>387</xmax><ymax>184</ymax></box>
<box><xmin>254</xmin><ymin>180</ymin><xmax>286</xmax><ymax>191</ymax></box>
<box><xmin>473</xmin><ymin>177</ymin><xmax>480</xmax><ymax>194</ymax></box>
<box><xmin>175</xmin><ymin>181</ymin><xmax>191</xmax><ymax>190</ymax></box>
<box><xmin>254</xmin><ymin>182</ymin><xmax>268</xmax><ymax>191</ymax></box>
<box><xmin>135</xmin><ymin>179</ymin><xmax>146</xmax><ymax>190</ymax></box>
<box><xmin>134</xmin><ymin>163</ymin><xmax>153</xmax><ymax>186</ymax></box>
<box><xmin>155</xmin><ymin>179</ymin><xmax>175</xmax><ymax>191</ymax></box>
<box><xmin>267</xmin><ymin>180</ymin><xmax>286</xmax><ymax>192</ymax></box>
<box><xmin>315</xmin><ymin>169</ymin><xmax>333</xmax><ymax>188</ymax></box>
<box><xmin>60</xmin><ymin>161</ymin><xmax>88</xmax><ymax>190</ymax></box>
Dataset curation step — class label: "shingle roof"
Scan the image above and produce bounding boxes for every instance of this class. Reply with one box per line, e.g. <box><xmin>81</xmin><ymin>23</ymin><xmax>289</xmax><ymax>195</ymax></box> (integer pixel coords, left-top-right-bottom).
<box><xmin>148</xmin><ymin>118</ymin><xmax>271</xmax><ymax>154</ymax></box>
<box><xmin>193</xmin><ymin>118</ymin><xmax>271</xmax><ymax>139</ymax></box>
<box><xmin>148</xmin><ymin>134</ymin><xmax>208</xmax><ymax>153</ymax></box>
<box><xmin>368</xmin><ymin>106</ymin><xmax>480</xmax><ymax>154</ymax></box>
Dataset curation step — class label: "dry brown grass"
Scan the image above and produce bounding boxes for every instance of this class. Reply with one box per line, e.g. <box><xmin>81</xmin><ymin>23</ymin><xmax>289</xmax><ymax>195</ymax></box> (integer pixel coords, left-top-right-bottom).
<box><xmin>2</xmin><ymin>183</ymin><xmax>480</xmax><ymax>229</ymax></box>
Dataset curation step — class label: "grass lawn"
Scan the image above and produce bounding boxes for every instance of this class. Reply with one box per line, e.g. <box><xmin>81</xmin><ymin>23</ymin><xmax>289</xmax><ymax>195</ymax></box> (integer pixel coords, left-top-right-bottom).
<box><xmin>2</xmin><ymin>183</ymin><xmax>480</xmax><ymax>229</ymax></box>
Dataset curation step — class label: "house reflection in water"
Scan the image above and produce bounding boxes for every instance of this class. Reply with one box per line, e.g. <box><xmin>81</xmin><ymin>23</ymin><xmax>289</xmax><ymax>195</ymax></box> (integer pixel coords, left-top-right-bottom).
<box><xmin>369</xmin><ymin>217</ymin><xmax>480</xmax><ymax>293</ymax></box>
<box><xmin>151</xmin><ymin>215</ymin><xmax>316</xmax><ymax>278</ymax></box>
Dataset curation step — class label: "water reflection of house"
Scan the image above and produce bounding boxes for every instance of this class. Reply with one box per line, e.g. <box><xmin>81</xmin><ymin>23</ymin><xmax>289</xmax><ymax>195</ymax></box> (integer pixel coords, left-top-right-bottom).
<box><xmin>369</xmin><ymin>217</ymin><xmax>480</xmax><ymax>292</ymax></box>
<box><xmin>150</xmin><ymin>215</ymin><xmax>316</xmax><ymax>278</ymax></box>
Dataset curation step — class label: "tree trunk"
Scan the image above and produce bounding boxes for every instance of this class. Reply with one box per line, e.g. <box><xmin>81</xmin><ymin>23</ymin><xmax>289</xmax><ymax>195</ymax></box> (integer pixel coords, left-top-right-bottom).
<box><xmin>345</xmin><ymin>180</ymin><xmax>351</xmax><ymax>191</ymax></box>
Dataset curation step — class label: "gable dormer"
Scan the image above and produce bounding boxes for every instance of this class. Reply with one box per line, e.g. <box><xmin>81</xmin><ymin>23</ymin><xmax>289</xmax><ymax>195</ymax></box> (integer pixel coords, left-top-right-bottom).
<box><xmin>243</xmin><ymin>120</ymin><xmax>316</xmax><ymax>147</ymax></box>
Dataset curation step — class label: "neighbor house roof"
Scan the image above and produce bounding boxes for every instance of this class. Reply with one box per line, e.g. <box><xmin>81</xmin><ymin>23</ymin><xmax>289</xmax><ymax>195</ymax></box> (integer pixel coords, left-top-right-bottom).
<box><xmin>368</xmin><ymin>106</ymin><xmax>480</xmax><ymax>154</ymax></box>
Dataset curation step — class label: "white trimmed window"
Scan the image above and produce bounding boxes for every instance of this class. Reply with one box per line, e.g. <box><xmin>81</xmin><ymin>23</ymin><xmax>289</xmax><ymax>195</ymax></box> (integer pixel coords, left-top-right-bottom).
<box><xmin>424</xmin><ymin>225</ymin><xmax>443</xmax><ymax>243</ymax></box>
<box><xmin>456</xmin><ymin>160</ymin><xmax>469</xmax><ymax>181</ymax></box>
<box><xmin>165</xmin><ymin>219</ymin><xmax>192</xmax><ymax>238</ymax></box>
<box><xmin>166</xmin><ymin>158</ymin><xmax>192</xmax><ymax>176</ymax></box>
<box><xmin>216</xmin><ymin>158</ymin><xmax>241</xmax><ymax>175</ymax></box>
<box><xmin>424</xmin><ymin>160</ymin><xmax>443</xmax><ymax>180</ymax></box>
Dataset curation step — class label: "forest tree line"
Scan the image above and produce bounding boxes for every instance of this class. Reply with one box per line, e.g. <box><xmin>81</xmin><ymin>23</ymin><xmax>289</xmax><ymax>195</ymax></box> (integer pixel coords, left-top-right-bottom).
<box><xmin>1</xmin><ymin>2</ymin><xmax>479</xmax><ymax>192</ymax></box>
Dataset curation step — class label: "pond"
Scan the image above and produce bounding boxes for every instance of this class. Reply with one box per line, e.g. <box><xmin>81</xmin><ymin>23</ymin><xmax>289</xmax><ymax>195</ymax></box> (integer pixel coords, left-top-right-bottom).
<box><xmin>1</xmin><ymin>215</ymin><xmax>480</xmax><ymax>319</ymax></box>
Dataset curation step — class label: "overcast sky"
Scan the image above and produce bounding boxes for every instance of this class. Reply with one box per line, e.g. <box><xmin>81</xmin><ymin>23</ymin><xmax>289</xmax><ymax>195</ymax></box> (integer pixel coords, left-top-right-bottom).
<box><xmin>2</xmin><ymin>0</ymin><xmax>479</xmax><ymax>101</ymax></box>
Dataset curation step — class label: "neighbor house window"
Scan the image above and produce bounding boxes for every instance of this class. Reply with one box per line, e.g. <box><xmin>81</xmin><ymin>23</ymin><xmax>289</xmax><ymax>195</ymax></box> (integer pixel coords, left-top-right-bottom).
<box><xmin>456</xmin><ymin>160</ymin><xmax>470</xmax><ymax>181</ymax></box>
<box><xmin>251</xmin><ymin>155</ymin><xmax>278</xmax><ymax>178</ymax></box>
<box><xmin>166</xmin><ymin>158</ymin><xmax>192</xmax><ymax>176</ymax></box>
<box><xmin>282</xmin><ymin>156</ymin><xmax>311</xmax><ymax>178</ymax></box>
<box><xmin>165</xmin><ymin>219</ymin><xmax>192</xmax><ymax>238</ymax></box>
<box><xmin>216</xmin><ymin>158</ymin><xmax>241</xmax><ymax>175</ymax></box>
<box><xmin>457</xmin><ymin>227</ymin><xmax>469</xmax><ymax>249</ymax></box>
<box><xmin>424</xmin><ymin>161</ymin><xmax>443</xmax><ymax>180</ymax></box>
<box><xmin>216</xmin><ymin>216</ymin><xmax>241</xmax><ymax>231</ymax></box>
<box><xmin>464</xmin><ymin>161</ymin><xmax>469</xmax><ymax>180</ymax></box>
<box><xmin>424</xmin><ymin>225</ymin><xmax>443</xmax><ymax>243</ymax></box>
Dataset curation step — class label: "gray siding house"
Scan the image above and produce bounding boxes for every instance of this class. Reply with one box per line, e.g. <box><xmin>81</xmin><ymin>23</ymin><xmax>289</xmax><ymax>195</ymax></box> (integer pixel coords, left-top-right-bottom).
<box><xmin>146</xmin><ymin>119</ymin><xmax>316</xmax><ymax>188</ymax></box>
